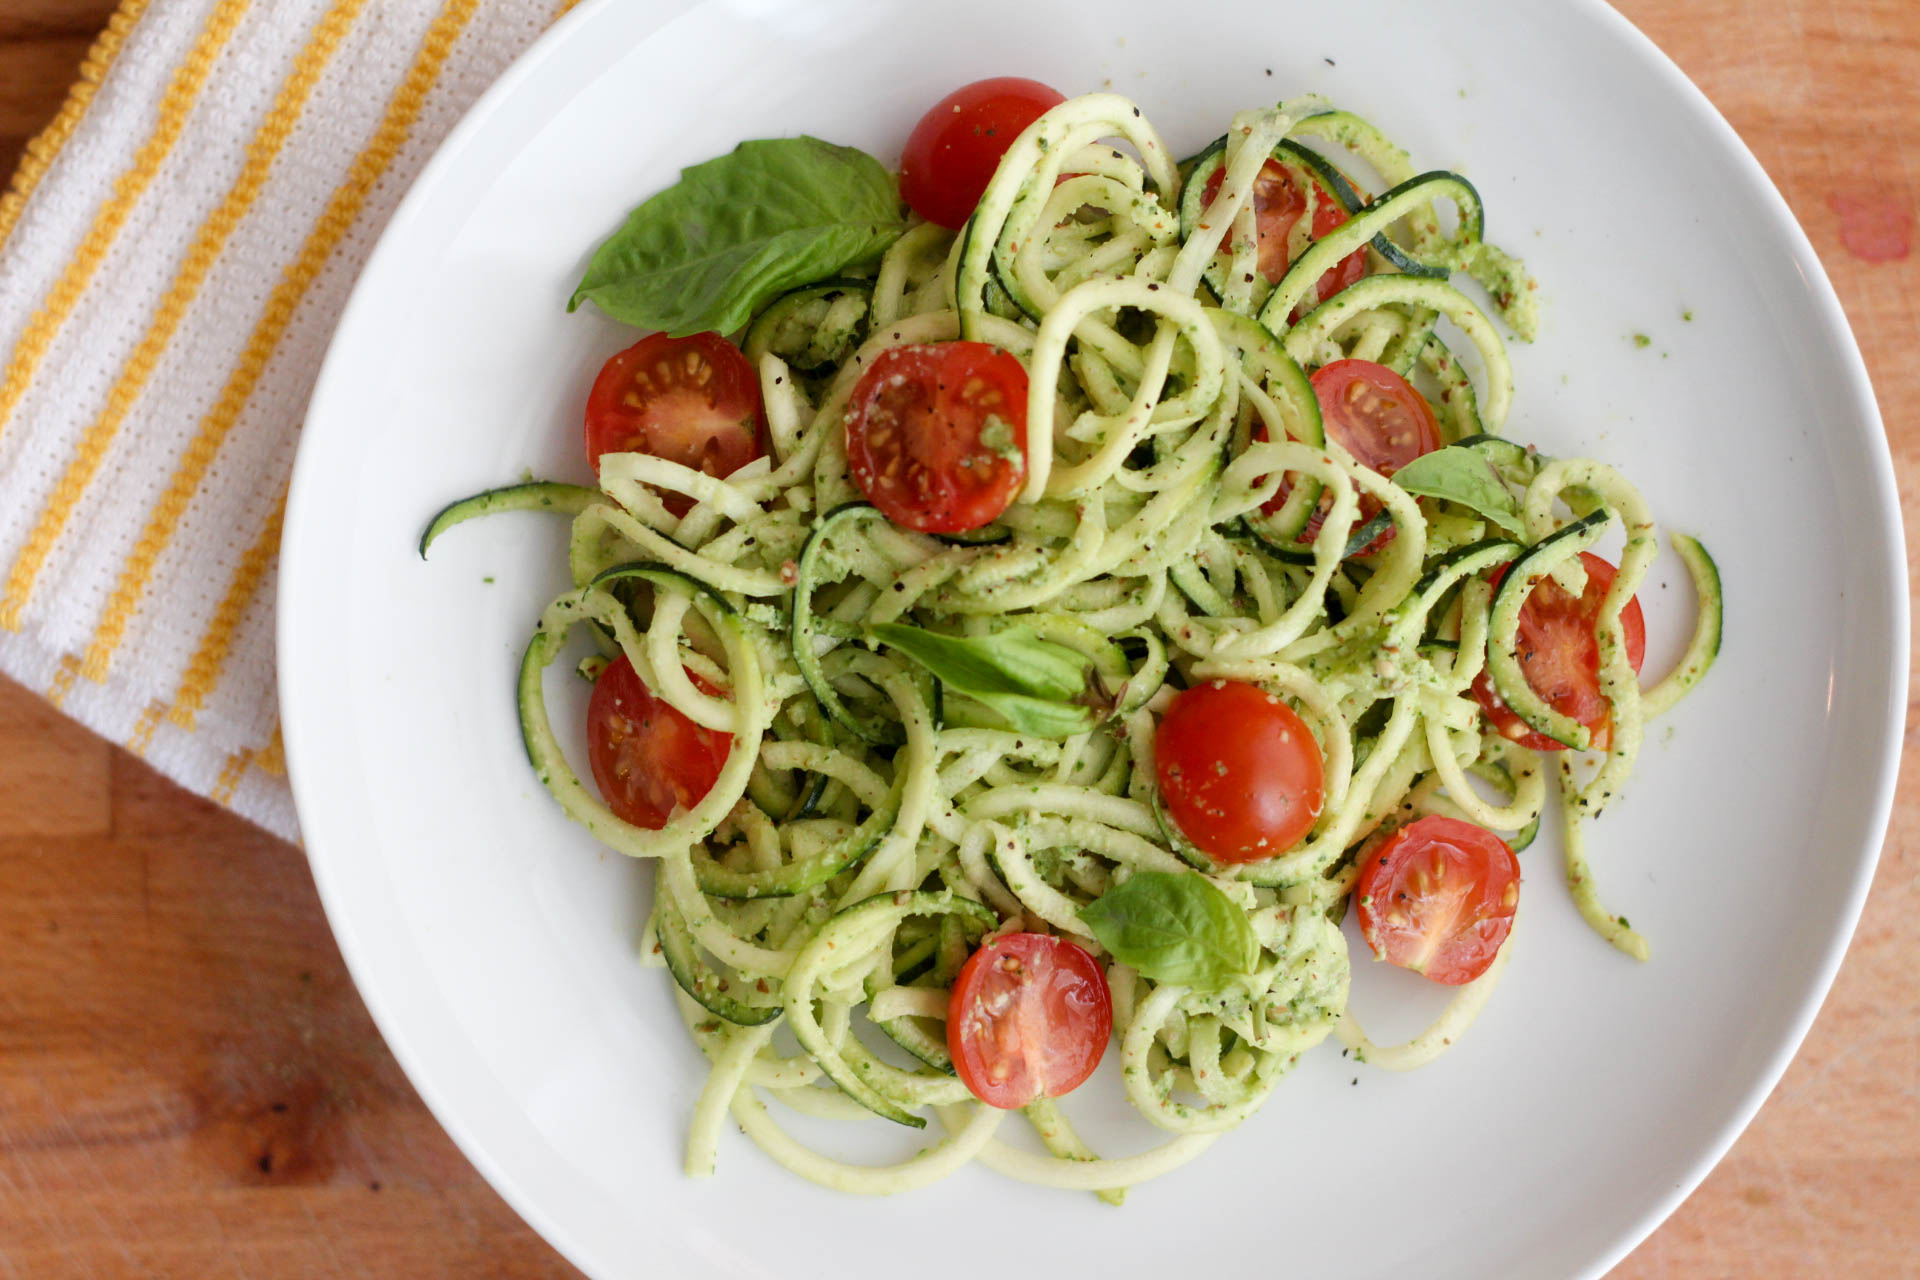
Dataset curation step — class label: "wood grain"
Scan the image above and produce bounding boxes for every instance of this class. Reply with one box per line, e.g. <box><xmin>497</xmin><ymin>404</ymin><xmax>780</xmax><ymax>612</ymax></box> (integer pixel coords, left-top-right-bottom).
<box><xmin>0</xmin><ymin>1</ymin><xmax>1914</xmax><ymax>1276</ymax></box>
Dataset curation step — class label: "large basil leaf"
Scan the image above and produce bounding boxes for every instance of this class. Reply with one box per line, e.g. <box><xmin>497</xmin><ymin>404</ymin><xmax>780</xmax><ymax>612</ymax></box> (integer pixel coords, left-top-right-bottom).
<box><xmin>1391</xmin><ymin>443</ymin><xmax>1524</xmax><ymax>534</ymax></box>
<box><xmin>867</xmin><ymin>623</ymin><xmax>1105</xmax><ymax>738</ymax></box>
<box><xmin>570</xmin><ymin>137</ymin><xmax>907</xmax><ymax>336</ymax></box>
<box><xmin>1079</xmin><ymin>871</ymin><xmax>1258</xmax><ymax>991</ymax></box>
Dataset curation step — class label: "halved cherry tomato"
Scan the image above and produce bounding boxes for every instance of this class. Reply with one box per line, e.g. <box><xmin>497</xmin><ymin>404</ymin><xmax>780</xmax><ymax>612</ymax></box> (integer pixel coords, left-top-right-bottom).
<box><xmin>1258</xmin><ymin>359</ymin><xmax>1441</xmax><ymax>558</ymax></box>
<box><xmin>1155</xmin><ymin>680</ymin><xmax>1325</xmax><ymax>863</ymax></box>
<box><xmin>844</xmin><ymin>341</ymin><xmax>1028</xmax><ymax>533</ymax></box>
<box><xmin>585</xmin><ymin>654</ymin><xmax>731</xmax><ymax>830</ymax></box>
<box><xmin>1313</xmin><ymin>359</ymin><xmax>1442</xmax><ymax>476</ymax></box>
<box><xmin>1469</xmin><ymin>551</ymin><xmax>1648</xmax><ymax>752</ymax></box>
<box><xmin>948</xmin><ymin>932</ymin><xmax>1111</xmax><ymax>1109</ymax></box>
<box><xmin>900</xmin><ymin>77</ymin><xmax>1066</xmax><ymax>229</ymax></box>
<box><xmin>1355</xmin><ymin>815</ymin><xmax>1520</xmax><ymax>986</ymax></box>
<box><xmin>1202</xmin><ymin>159</ymin><xmax>1368</xmax><ymax>302</ymax></box>
<box><xmin>584</xmin><ymin>332</ymin><xmax>765</xmax><ymax>517</ymax></box>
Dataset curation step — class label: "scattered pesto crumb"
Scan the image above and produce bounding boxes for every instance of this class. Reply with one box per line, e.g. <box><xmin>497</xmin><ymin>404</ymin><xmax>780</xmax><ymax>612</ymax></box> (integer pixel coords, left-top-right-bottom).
<box><xmin>1616</xmin><ymin>916</ymin><xmax>1631</xmax><ymax>928</ymax></box>
<box><xmin>1632</xmin><ymin>333</ymin><xmax>1652</xmax><ymax>349</ymax></box>
<box><xmin>1682</xmin><ymin>309</ymin><xmax>1694</xmax><ymax>322</ymax></box>
<box><xmin>482</xmin><ymin>575</ymin><xmax>495</xmax><ymax>584</ymax></box>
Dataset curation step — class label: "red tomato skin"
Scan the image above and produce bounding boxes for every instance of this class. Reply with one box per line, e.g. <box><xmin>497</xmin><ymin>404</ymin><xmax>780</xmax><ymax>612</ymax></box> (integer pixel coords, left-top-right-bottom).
<box><xmin>584</xmin><ymin>654</ymin><xmax>731</xmax><ymax>830</ymax></box>
<box><xmin>1201</xmin><ymin>159</ymin><xmax>1369</xmax><ymax>302</ymax></box>
<box><xmin>844</xmin><ymin>342</ymin><xmax>1029</xmax><ymax>533</ymax></box>
<box><xmin>1154</xmin><ymin>680</ymin><xmax>1326</xmax><ymax>863</ymax></box>
<box><xmin>1470</xmin><ymin>552</ymin><xmax>1649</xmax><ymax>752</ymax></box>
<box><xmin>948</xmin><ymin>932</ymin><xmax>1111</xmax><ymax>1109</ymax></box>
<box><xmin>1355</xmin><ymin>815</ymin><xmax>1520</xmax><ymax>986</ymax></box>
<box><xmin>584</xmin><ymin>332</ymin><xmax>765</xmax><ymax>517</ymax></box>
<box><xmin>1305</xmin><ymin>197</ymin><xmax>1369</xmax><ymax>303</ymax></box>
<box><xmin>900</xmin><ymin>77</ymin><xmax>1066</xmax><ymax>229</ymax></box>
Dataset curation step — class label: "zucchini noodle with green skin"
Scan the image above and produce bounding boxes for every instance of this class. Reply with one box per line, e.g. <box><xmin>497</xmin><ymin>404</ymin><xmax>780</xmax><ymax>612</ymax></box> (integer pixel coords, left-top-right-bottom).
<box><xmin>424</xmin><ymin>90</ymin><xmax>1723</xmax><ymax>1200</ymax></box>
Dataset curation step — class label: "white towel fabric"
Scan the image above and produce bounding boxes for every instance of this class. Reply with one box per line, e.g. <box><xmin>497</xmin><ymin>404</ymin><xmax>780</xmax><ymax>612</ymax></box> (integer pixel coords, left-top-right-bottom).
<box><xmin>0</xmin><ymin>0</ymin><xmax>579</xmax><ymax>841</ymax></box>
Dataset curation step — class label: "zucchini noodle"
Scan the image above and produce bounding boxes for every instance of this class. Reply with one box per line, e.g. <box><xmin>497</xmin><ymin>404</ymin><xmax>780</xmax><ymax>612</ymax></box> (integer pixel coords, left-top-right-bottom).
<box><xmin>431</xmin><ymin>90</ymin><xmax>1723</xmax><ymax>1201</ymax></box>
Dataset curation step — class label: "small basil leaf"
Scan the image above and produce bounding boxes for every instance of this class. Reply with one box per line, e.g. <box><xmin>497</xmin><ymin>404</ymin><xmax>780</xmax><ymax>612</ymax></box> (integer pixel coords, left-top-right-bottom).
<box><xmin>947</xmin><ymin>691</ymin><xmax>1100</xmax><ymax>738</ymax></box>
<box><xmin>869</xmin><ymin>624</ymin><xmax>1085</xmax><ymax>698</ymax></box>
<box><xmin>869</xmin><ymin>623</ymin><xmax>1102</xmax><ymax>738</ymax></box>
<box><xmin>1391</xmin><ymin>444</ymin><xmax>1524</xmax><ymax>534</ymax></box>
<box><xmin>1079</xmin><ymin>871</ymin><xmax>1258</xmax><ymax>991</ymax></box>
<box><xmin>570</xmin><ymin>137</ymin><xmax>908</xmax><ymax>336</ymax></box>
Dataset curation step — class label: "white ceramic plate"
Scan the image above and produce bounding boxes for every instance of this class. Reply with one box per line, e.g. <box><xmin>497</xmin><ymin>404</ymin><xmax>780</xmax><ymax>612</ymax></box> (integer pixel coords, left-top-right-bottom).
<box><xmin>279</xmin><ymin>1</ymin><xmax>1905</xmax><ymax>1276</ymax></box>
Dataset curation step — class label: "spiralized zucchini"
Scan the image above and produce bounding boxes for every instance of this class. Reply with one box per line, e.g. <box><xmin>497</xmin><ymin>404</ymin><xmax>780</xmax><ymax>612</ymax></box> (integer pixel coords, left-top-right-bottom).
<box><xmin>442</xmin><ymin>91</ymin><xmax>1722</xmax><ymax>1201</ymax></box>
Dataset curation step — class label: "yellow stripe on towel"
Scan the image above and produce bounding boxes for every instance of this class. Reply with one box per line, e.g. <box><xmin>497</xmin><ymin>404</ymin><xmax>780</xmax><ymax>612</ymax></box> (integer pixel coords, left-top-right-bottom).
<box><xmin>67</xmin><ymin>0</ymin><xmax>484</xmax><ymax>685</ymax></box>
<box><xmin>46</xmin><ymin>653</ymin><xmax>81</xmax><ymax>708</ymax></box>
<box><xmin>0</xmin><ymin>0</ymin><xmax>251</xmax><ymax>444</ymax></box>
<box><xmin>0</xmin><ymin>0</ymin><xmax>366</xmax><ymax>635</ymax></box>
<box><xmin>254</xmin><ymin>725</ymin><xmax>286</xmax><ymax>778</ymax></box>
<box><xmin>125</xmin><ymin>699</ymin><xmax>167</xmax><ymax>756</ymax></box>
<box><xmin>0</xmin><ymin>0</ymin><xmax>154</xmax><ymax>254</ymax></box>
<box><xmin>166</xmin><ymin>491</ymin><xmax>284</xmax><ymax>732</ymax></box>
<box><xmin>210</xmin><ymin>747</ymin><xmax>254</xmax><ymax>805</ymax></box>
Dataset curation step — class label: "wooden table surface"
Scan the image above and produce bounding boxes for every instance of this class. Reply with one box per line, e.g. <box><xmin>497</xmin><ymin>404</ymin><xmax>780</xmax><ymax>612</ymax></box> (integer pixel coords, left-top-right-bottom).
<box><xmin>2</xmin><ymin>1</ymin><xmax>1915</xmax><ymax>1276</ymax></box>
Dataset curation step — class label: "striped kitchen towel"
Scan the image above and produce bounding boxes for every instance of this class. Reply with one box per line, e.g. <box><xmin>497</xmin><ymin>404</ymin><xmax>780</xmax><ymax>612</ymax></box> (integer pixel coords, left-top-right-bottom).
<box><xmin>0</xmin><ymin>0</ymin><xmax>587</xmax><ymax>841</ymax></box>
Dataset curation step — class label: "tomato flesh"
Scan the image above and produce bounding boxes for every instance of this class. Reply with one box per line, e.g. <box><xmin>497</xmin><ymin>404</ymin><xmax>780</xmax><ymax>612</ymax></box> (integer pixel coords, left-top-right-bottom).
<box><xmin>1312</xmin><ymin>359</ymin><xmax>1442</xmax><ymax>476</ymax></box>
<box><xmin>1355</xmin><ymin>815</ymin><xmax>1520</xmax><ymax>986</ymax></box>
<box><xmin>900</xmin><ymin>77</ymin><xmax>1066</xmax><ymax>229</ymax></box>
<box><xmin>585</xmin><ymin>654</ymin><xmax>731</xmax><ymax>830</ymax></box>
<box><xmin>584</xmin><ymin>331</ymin><xmax>765</xmax><ymax>517</ymax></box>
<box><xmin>1470</xmin><ymin>552</ymin><xmax>1648</xmax><ymax>751</ymax></box>
<box><xmin>948</xmin><ymin>932</ymin><xmax>1111</xmax><ymax>1109</ymax></box>
<box><xmin>1259</xmin><ymin>360</ymin><xmax>1441</xmax><ymax>558</ymax></box>
<box><xmin>845</xmin><ymin>342</ymin><xmax>1029</xmax><ymax>533</ymax></box>
<box><xmin>1202</xmin><ymin>159</ymin><xmax>1368</xmax><ymax>303</ymax></box>
<box><xmin>1154</xmin><ymin>680</ymin><xmax>1325</xmax><ymax>863</ymax></box>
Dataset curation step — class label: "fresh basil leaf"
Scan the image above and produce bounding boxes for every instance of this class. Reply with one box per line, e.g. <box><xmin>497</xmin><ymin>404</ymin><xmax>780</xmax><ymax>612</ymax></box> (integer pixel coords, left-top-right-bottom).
<box><xmin>869</xmin><ymin>624</ymin><xmax>1086</xmax><ymax>698</ymax></box>
<box><xmin>570</xmin><ymin>137</ymin><xmax>908</xmax><ymax>336</ymax></box>
<box><xmin>947</xmin><ymin>692</ymin><xmax>1099</xmax><ymax>739</ymax></box>
<box><xmin>1391</xmin><ymin>444</ymin><xmax>1524</xmax><ymax>534</ymax></box>
<box><xmin>1079</xmin><ymin>871</ymin><xmax>1258</xmax><ymax>991</ymax></box>
<box><xmin>868</xmin><ymin>623</ymin><xmax>1103</xmax><ymax>738</ymax></box>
